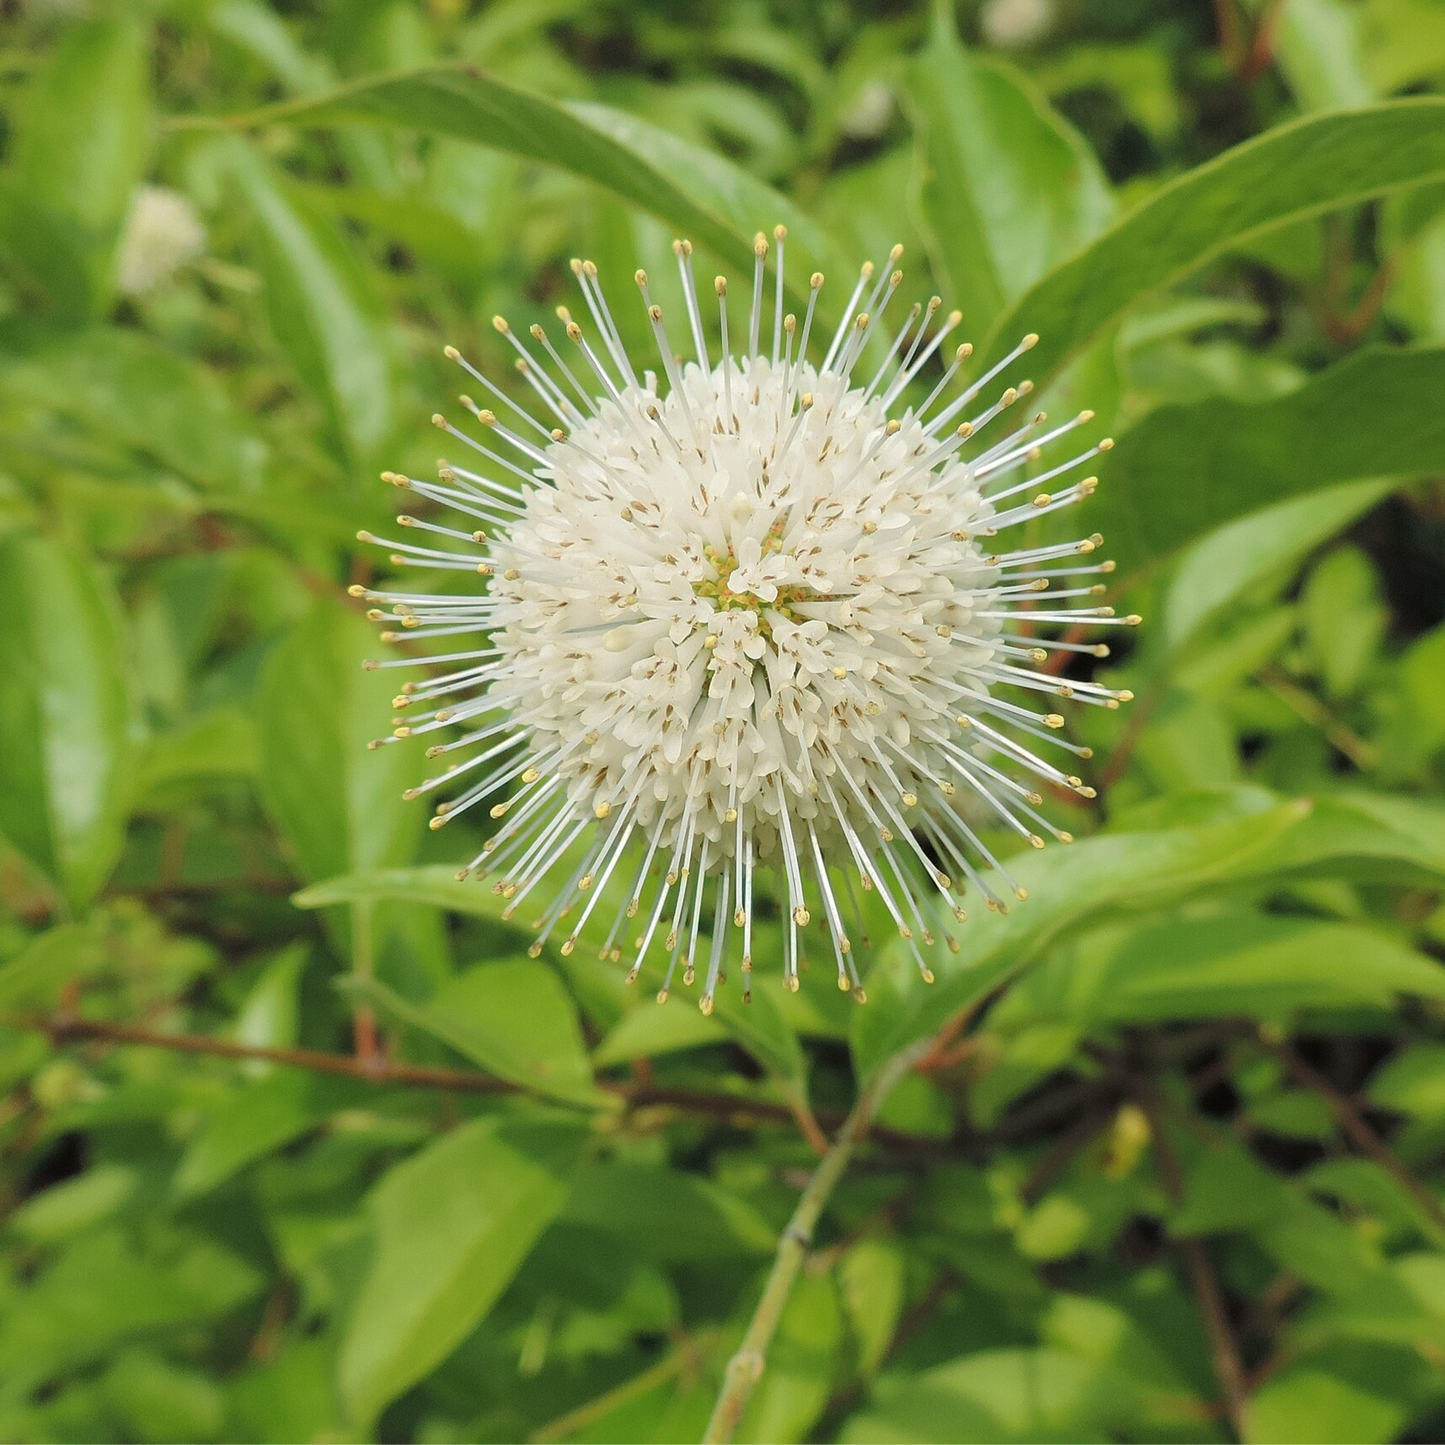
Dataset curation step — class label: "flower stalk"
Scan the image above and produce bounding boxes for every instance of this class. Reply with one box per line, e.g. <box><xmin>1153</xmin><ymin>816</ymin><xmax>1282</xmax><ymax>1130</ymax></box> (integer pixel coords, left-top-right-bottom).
<box><xmin>701</xmin><ymin>1035</ymin><xmax>934</xmax><ymax>1444</ymax></box>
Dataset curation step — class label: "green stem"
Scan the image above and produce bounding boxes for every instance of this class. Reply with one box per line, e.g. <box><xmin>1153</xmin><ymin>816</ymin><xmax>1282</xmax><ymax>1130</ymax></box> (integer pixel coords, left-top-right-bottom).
<box><xmin>531</xmin><ymin>1328</ymin><xmax>722</xmax><ymax>1444</ymax></box>
<box><xmin>701</xmin><ymin>1039</ymin><xmax>932</xmax><ymax>1445</ymax></box>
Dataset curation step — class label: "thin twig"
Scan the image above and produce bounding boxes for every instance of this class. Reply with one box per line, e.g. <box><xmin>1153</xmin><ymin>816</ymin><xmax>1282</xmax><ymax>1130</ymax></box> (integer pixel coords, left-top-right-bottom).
<box><xmin>1136</xmin><ymin>1083</ymin><xmax>1248</xmax><ymax>1440</ymax></box>
<box><xmin>1263</xmin><ymin>1036</ymin><xmax>1445</xmax><ymax>1238</ymax></box>
<box><xmin>1022</xmin><ymin>1101</ymin><xmax>1116</xmax><ymax>1204</ymax></box>
<box><xmin>701</xmin><ymin>1038</ymin><xmax>933</xmax><ymax>1444</ymax></box>
<box><xmin>19</xmin><ymin>1013</ymin><xmax>512</xmax><ymax>1091</ymax></box>
<box><xmin>7</xmin><ymin>1012</ymin><xmax>932</xmax><ymax>1148</ymax></box>
<box><xmin>1258</xmin><ymin>667</ymin><xmax>1378</xmax><ymax>770</ymax></box>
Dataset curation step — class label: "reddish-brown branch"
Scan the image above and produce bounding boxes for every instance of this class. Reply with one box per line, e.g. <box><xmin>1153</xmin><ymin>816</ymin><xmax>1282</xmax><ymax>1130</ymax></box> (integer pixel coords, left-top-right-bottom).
<box><xmin>8</xmin><ymin>1012</ymin><xmax>932</xmax><ymax>1149</ymax></box>
<box><xmin>22</xmin><ymin>1013</ymin><xmax>509</xmax><ymax>1091</ymax></box>
<box><xmin>1264</xmin><ymin>1037</ymin><xmax>1445</xmax><ymax>1237</ymax></box>
<box><xmin>1136</xmin><ymin>1085</ymin><xmax>1248</xmax><ymax>1439</ymax></box>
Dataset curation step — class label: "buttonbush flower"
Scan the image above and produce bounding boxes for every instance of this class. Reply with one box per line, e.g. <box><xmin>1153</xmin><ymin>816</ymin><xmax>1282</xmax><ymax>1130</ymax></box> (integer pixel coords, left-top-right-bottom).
<box><xmin>358</xmin><ymin>231</ymin><xmax>1134</xmax><ymax>1010</ymax></box>
<box><xmin>116</xmin><ymin>186</ymin><xmax>206</xmax><ymax>296</ymax></box>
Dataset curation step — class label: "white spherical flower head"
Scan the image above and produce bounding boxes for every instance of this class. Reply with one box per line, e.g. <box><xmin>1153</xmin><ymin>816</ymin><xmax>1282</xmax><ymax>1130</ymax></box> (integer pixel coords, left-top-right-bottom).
<box><xmin>116</xmin><ymin>185</ymin><xmax>206</xmax><ymax>297</ymax></box>
<box><xmin>359</xmin><ymin>232</ymin><xmax>1135</xmax><ymax>1011</ymax></box>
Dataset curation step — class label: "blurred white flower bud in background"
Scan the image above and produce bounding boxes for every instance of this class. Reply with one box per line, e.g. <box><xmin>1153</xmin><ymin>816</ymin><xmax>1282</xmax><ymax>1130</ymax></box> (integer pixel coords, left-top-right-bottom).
<box><xmin>116</xmin><ymin>186</ymin><xmax>206</xmax><ymax>297</ymax></box>
<box><xmin>841</xmin><ymin>80</ymin><xmax>895</xmax><ymax>140</ymax></box>
<box><xmin>979</xmin><ymin>0</ymin><xmax>1054</xmax><ymax>49</ymax></box>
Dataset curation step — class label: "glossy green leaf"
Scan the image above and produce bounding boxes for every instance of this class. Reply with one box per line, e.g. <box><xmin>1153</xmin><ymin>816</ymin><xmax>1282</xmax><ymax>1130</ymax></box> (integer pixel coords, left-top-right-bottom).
<box><xmin>908</xmin><ymin>23</ymin><xmax>1112</xmax><ymax>333</ymax></box>
<box><xmin>344</xmin><ymin>963</ymin><xmax>610</xmax><ymax>1107</ymax></box>
<box><xmin>215</xmin><ymin>67</ymin><xmax>849</xmax><ymax>298</ymax></box>
<box><xmin>0</xmin><ymin>330</ymin><xmax>263</xmax><ymax>493</ymax></box>
<box><xmin>100</xmin><ymin>1351</ymin><xmax>226</xmax><ymax>1445</ymax></box>
<box><xmin>561</xmin><ymin>1162</ymin><xmax>775</xmax><ymax>1260</ymax></box>
<box><xmin>1244</xmin><ymin>1355</ymin><xmax>1409</xmax><ymax>1445</ymax></box>
<box><xmin>1274</xmin><ymin>0</ymin><xmax>1376</xmax><ymax>111</ymax></box>
<box><xmin>1007</xmin><ymin>913</ymin><xmax>1445</xmax><ymax>1028</ymax></box>
<box><xmin>173</xmin><ymin>1071</ymin><xmax>347</xmax><ymax>1198</ymax></box>
<box><xmin>1094</xmin><ymin>346</ymin><xmax>1445</xmax><ymax>577</ymax></box>
<box><xmin>0</xmin><ymin>534</ymin><xmax>131</xmax><ymax>909</ymax></box>
<box><xmin>839</xmin><ymin>1239</ymin><xmax>906</xmax><ymax>1377</ymax></box>
<box><xmin>850</xmin><ymin>803</ymin><xmax>1308</xmax><ymax>1077</ymax></box>
<box><xmin>338</xmin><ymin>1117</ymin><xmax>582</xmax><ymax>1424</ymax></box>
<box><xmin>593</xmin><ymin>999</ymin><xmax>727</xmax><ymax>1065</ymax></box>
<box><xmin>10</xmin><ymin>16</ymin><xmax>150</xmax><ymax>240</ymax></box>
<box><xmin>1302</xmin><ymin>546</ymin><xmax>1388</xmax><ymax>698</ymax></box>
<box><xmin>0</xmin><ymin>1228</ymin><xmax>261</xmax><ymax>1395</ymax></box>
<box><xmin>1164</xmin><ymin>479</ymin><xmax>1388</xmax><ymax>646</ymax></box>
<box><xmin>224</xmin><ymin>143</ymin><xmax>391</xmax><ymax>466</ymax></box>
<box><xmin>294</xmin><ymin>863</ymin><xmax>520</xmax><ymax>922</ymax></box>
<box><xmin>709</xmin><ymin>980</ymin><xmax>808</xmax><ymax>1095</ymax></box>
<box><xmin>256</xmin><ymin>598</ymin><xmax>419</xmax><ymax>885</ymax></box>
<box><xmin>0</xmin><ymin>178</ymin><xmax>98</xmax><ymax>322</ymax></box>
<box><xmin>843</xmin><ymin>1348</ymin><xmax>1139</xmax><ymax>1443</ymax></box>
<box><xmin>1367</xmin><ymin>1044</ymin><xmax>1445</xmax><ymax>1118</ymax></box>
<box><xmin>1220</xmin><ymin>790</ymin><xmax>1445</xmax><ymax>885</ymax></box>
<box><xmin>981</xmin><ymin>100</ymin><xmax>1445</xmax><ymax>383</ymax></box>
<box><xmin>855</xmin><ymin>789</ymin><xmax>1445</xmax><ymax>1074</ymax></box>
<box><xmin>8</xmin><ymin>1165</ymin><xmax>139</xmax><ymax>1245</ymax></box>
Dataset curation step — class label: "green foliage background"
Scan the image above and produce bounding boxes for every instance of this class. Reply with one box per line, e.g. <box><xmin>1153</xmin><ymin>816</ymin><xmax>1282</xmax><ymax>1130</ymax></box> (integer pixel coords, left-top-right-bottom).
<box><xmin>2</xmin><ymin>0</ymin><xmax>1445</xmax><ymax>1440</ymax></box>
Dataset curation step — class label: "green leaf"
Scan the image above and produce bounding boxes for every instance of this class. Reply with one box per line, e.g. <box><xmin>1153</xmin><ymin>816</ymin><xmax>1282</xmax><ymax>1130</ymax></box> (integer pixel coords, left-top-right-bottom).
<box><xmin>338</xmin><ymin>1117</ymin><xmax>582</xmax><ymax>1424</ymax></box>
<box><xmin>173</xmin><ymin>1071</ymin><xmax>347</xmax><ymax>1198</ymax></box>
<box><xmin>1302</xmin><ymin>546</ymin><xmax>1388</xmax><ymax>698</ymax></box>
<box><xmin>843</xmin><ymin>1348</ymin><xmax>1139</xmax><ymax>1443</ymax></box>
<box><xmin>1274</xmin><ymin>0</ymin><xmax>1375</xmax><ymax>112</ymax></box>
<box><xmin>223</xmin><ymin>142</ymin><xmax>391</xmax><ymax>466</ymax></box>
<box><xmin>1173</xmin><ymin>1140</ymin><xmax>1388</xmax><ymax>1296</ymax></box>
<box><xmin>1367</xmin><ymin>1044</ymin><xmax>1445</xmax><ymax>1119</ymax></box>
<box><xmin>839</xmin><ymin>1239</ymin><xmax>906</xmax><ymax>1377</ymax></box>
<box><xmin>1244</xmin><ymin>1358</ymin><xmax>1408</xmax><ymax>1445</ymax></box>
<box><xmin>294</xmin><ymin>863</ymin><xmax>521</xmax><ymax>923</ymax></box>
<box><xmin>0</xmin><ymin>534</ymin><xmax>132</xmax><ymax>909</ymax></box>
<box><xmin>100</xmin><ymin>1350</ymin><xmax>226</xmax><ymax>1445</ymax></box>
<box><xmin>0</xmin><ymin>1227</ymin><xmax>261</xmax><ymax>1394</ymax></box>
<box><xmin>214</xmin><ymin>67</ymin><xmax>849</xmax><ymax>299</ymax></box>
<box><xmin>856</xmin><ymin>790</ymin><xmax>1445</xmax><ymax>1074</ymax></box>
<box><xmin>709</xmin><ymin>980</ymin><xmax>808</xmax><ymax>1096</ymax></box>
<box><xmin>8</xmin><ymin>1165</ymin><xmax>138</xmax><ymax>1244</ymax></box>
<box><xmin>225</xmin><ymin>1337</ymin><xmax>340</xmax><ymax>1445</ymax></box>
<box><xmin>981</xmin><ymin>100</ymin><xmax>1445</xmax><ymax>384</ymax></box>
<box><xmin>1225</xmin><ymin>790</ymin><xmax>1445</xmax><ymax>885</ymax></box>
<box><xmin>1049</xmin><ymin>913</ymin><xmax>1445</xmax><ymax>1024</ymax></box>
<box><xmin>134</xmin><ymin>708</ymin><xmax>259</xmax><ymax>800</ymax></box>
<box><xmin>0</xmin><ymin>329</ymin><xmax>264</xmax><ymax>493</ymax></box>
<box><xmin>0</xmin><ymin>178</ymin><xmax>99</xmax><ymax>322</ymax></box>
<box><xmin>344</xmin><ymin>962</ymin><xmax>611</xmax><ymax>1108</ymax></box>
<box><xmin>849</xmin><ymin>803</ymin><xmax>1308</xmax><ymax>1078</ymax></box>
<box><xmin>10</xmin><ymin>16</ymin><xmax>150</xmax><ymax>240</ymax></box>
<box><xmin>908</xmin><ymin>25</ymin><xmax>1112</xmax><ymax>333</ymax></box>
<box><xmin>299</xmin><ymin>866</ymin><xmax>808</xmax><ymax>1094</ymax></box>
<box><xmin>737</xmin><ymin>1269</ymin><xmax>842</xmax><ymax>1444</ymax></box>
<box><xmin>561</xmin><ymin>1163</ymin><xmax>775</xmax><ymax>1260</ymax></box>
<box><xmin>1163</xmin><ymin>479</ymin><xmax>1389</xmax><ymax>647</ymax></box>
<box><xmin>1094</xmin><ymin>346</ymin><xmax>1445</xmax><ymax>577</ymax></box>
<box><xmin>256</xmin><ymin>598</ymin><xmax>419</xmax><ymax>886</ymax></box>
<box><xmin>0</xmin><ymin>920</ymin><xmax>109</xmax><ymax>1010</ymax></box>
<box><xmin>593</xmin><ymin>999</ymin><xmax>727</xmax><ymax>1066</ymax></box>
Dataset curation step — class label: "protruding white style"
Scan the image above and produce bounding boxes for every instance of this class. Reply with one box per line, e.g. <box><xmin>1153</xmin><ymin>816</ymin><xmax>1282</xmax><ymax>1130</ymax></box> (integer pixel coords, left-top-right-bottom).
<box><xmin>358</xmin><ymin>232</ymin><xmax>1134</xmax><ymax>1012</ymax></box>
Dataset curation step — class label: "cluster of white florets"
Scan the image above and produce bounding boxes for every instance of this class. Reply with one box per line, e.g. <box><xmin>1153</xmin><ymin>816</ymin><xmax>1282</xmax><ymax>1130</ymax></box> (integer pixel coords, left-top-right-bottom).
<box><xmin>492</xmin><ymin>355</ymin><xmax>1000</xmax><ymax>857</ymax></box>
<box><xmin>359</xmin><ymin>233</ymin><xmax>1133</xmax><ymax>1009</ymax></box>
